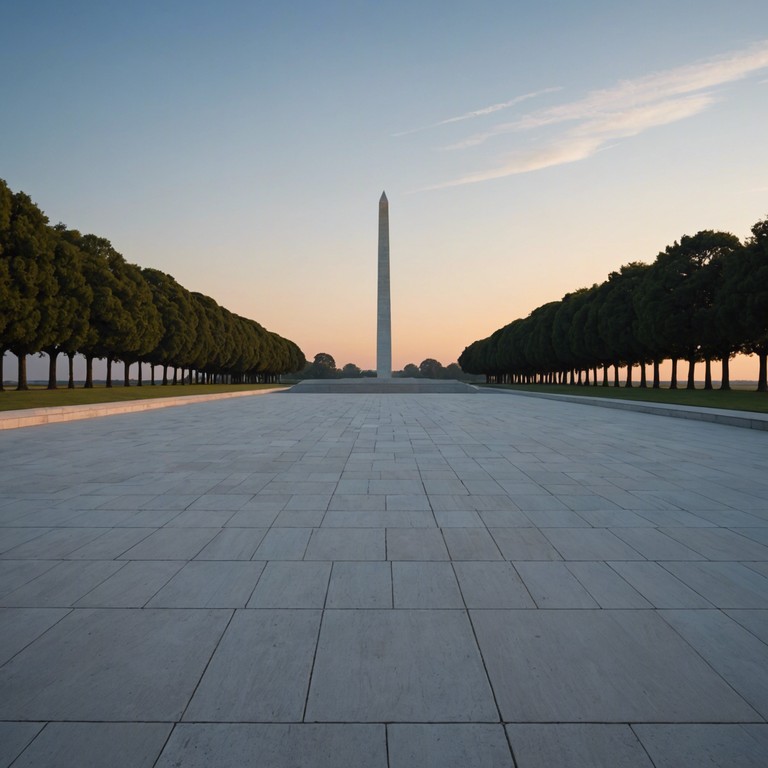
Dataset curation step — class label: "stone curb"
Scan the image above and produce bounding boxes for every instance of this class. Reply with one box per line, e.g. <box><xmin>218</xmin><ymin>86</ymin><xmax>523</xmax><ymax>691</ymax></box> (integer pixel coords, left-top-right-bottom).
<box><xmin>481</xmin><ymin>387</ymin><xmax>768</xmax><ymax>432</ymax></box>
<box><xmin>0</xmin><ymin>387</ymin><xmax>287</xmax><ymax>430</ymax></box>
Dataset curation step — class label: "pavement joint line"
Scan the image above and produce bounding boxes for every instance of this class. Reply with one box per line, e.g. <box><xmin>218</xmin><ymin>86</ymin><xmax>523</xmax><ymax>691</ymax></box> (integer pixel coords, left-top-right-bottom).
<box><xmin>482</xmin><ymin>387</ymin><xmax>768</xmax><ymax>431</ymax></box>
<box><xmin>0</xmin><ymin>387</ymin><xmax>288</xmax><ymax>430</ymax></box>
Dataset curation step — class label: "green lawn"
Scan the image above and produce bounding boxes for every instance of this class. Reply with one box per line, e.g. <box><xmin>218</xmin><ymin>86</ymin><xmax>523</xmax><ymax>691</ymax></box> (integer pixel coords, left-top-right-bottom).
<box><xmin>0</xmin><ymin>383</ymin><xmax>285</xmax><ymax>412</ymax></box>
<box><xmin>482</xmin><ymin>383</ymin><xmax>768</xmax><ymax>414</ymax></box>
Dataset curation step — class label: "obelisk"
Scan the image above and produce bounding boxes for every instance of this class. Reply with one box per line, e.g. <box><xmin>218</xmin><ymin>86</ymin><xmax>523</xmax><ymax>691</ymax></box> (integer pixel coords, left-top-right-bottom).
<box><xmin>377</xmin><ymin>191</ymin><xmax>392</xmax><ymax>378</ymax></box>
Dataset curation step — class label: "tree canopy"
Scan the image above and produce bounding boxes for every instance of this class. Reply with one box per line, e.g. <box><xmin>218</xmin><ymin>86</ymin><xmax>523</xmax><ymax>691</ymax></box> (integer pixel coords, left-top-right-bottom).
<box><xmin>460</xmin><ymin>218</ymin><xmax>767</xmax><ymax>392</ymax></box>
<box><xmin>0</xmin><ymin>179</ymin><xmax>305</xmax><ymax>389</ymax></box>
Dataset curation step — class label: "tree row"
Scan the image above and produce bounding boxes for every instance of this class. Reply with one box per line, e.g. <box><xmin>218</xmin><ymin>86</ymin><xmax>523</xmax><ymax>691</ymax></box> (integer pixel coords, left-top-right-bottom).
<box><xmin>0</xmin><ymin>179</ymin><xmax>306</xmax><ymax>390</ymax></box>
<box><xmin>459</xmin><ymin>217</ymin><xmax>768</xmax><ymax>392</ymax></box>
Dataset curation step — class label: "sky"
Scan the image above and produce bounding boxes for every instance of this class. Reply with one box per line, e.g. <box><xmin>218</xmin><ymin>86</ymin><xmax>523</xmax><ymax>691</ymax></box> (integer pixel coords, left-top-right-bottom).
<box><xmin>2</xmin><ymin>0</ymin><xmax>768</xmax><ymax>380</ymax></box>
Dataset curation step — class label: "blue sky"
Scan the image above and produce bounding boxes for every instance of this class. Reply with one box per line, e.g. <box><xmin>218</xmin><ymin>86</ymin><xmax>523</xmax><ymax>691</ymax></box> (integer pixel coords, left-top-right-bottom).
<box><xmin>3</xmin><ymin>1</ymin><xmax>768</xmax><ymax>377</ymax></box>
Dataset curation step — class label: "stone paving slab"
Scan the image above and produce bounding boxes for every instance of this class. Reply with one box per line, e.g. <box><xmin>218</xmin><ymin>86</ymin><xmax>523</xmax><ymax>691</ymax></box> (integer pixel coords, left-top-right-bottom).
<box><xmin>1</xmin><ymin>391</ymin><xmax>767</xmax><ymax>766</ymax></box>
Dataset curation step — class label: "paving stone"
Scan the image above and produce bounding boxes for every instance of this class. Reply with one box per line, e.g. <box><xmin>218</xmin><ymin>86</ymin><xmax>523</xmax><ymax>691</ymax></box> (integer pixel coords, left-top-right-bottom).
<box><xmin>0</xmin><ymin>560</ymin><xmax>125</xmax><ymax>607</ymax></box>
<box><xmin>434</xmin><ymin>509</ymin><xmax>484</xmax><ymax>526</ymax></box>
<box><xmin>392</xmin><ymin>562</ymin><xmax>464</xmax><ymax>608</ymax></box>
<box><xmin>0</xmin><ymin>527</ymin><xmax>51</xmax><ymax>554</ymax></box>
<box><xmin>65</xmin><ymin>527</ymin><xmax>156</xmax><ymax>559</ymax></box>
<box><xmin>565</xmin><ymin>562</ymin><xmax>652</xmax><ymax>608</ymax></box>
<box><xmin>515</xmin><ymin>562</ymin><xmax>599</xmax><ymax>608</ymax></box>
<box><xmin>326</xmin><ymin>562</ymin><xmax>392</xmax><ymax>608</ymax></box>
<box><xmin>305</xmin><ymin>609</ymin><xmax>497</xmax><ymax>721</ymax></box>
<box><xmin>608</xmin><ymin>561</ymin><xmax>714</xmax><ymax>608</ymax></box>
<box><xmin>442</xmin><ymin>528</ymin><xmax>502</xmax><ymax>560</ymax></box>
<box><xmin>386</xmin><ymin>528</ymin><xmax>448</xmax><ymax>560</ymax></box>
<box><xmin>472</xmin><ymin>609</ymin><xmax>757</xmax><ymax>722</ymax></box>
<box><xmin>156</xmin><ymin>723</ymin><xmax>386</xmax><ymax>768</ymax></box>
<box><xmin>389</xmin><ymin>724</ymin><xmax>513</xmax><ymax>767</ymax></box>
<box><xmin>253</xmin><ymin>527</ymin><xmax>312</xmax><ymax>559</ymax></box>
<box><xmin>119</xmin><ymin>527</ymin><xmax>219</xmax><ymax>560</ymax></box>
<box><xmin>9</xmin><ymin>722</ymin><xmax>172</xmax><ymax>768</ymax></box>
<box><xmin>248</xmin><ymin>561</ymin><xmax>330</xmax><ymax>608</ymax></box>
<box><xmin>0</xmin><ymin>607</ymin><xmax>70</xmax><ymax>665</ymax></box>
<box><xmin>0</xmin><ymin>607</ymin><xmax>230</xmax><ymax>720</ymax></box>
<box><xmin>194</xmin><ymin>527</ymin><xmax>267</xmax><ymax>559</ymax></box>
<box><xmin>478</xmin><ymin>509</ymin><xmax>533</xmax><ymax>527</ymax></box>
<box><xmin>610</xmin><ymin>527</ymin><xmax>706</xmax><ymax>560</ymax></box>
<box><xmin>304</xmin><ymin>528</ymin><xmax>385</xmax><ymax>560</ymax></box>
<box><xmin>146</xmin><ymin>561</ymin><xmax>265</xmax><ymax>607</ymax></box>
<box><xmin>0</xmin><ymin>722</ymin><xmax>44</xmax><ymax>768</ymax></box>
<box><xmin>633</xmin><ymin>724</ymin><xmax>768</xmax><ymax>768</ymax></box>
<box><xmin>662</xmin><ymin>562</ymin><xmax>768</xmax><ymax>608</ymax></box>
<box><xmin>385</xmin><ymin>494</ymin><xmax>431</xmax><ymax>511</ymax></box>
<box><xmin>542</xmin><ymin>528</ymin><xmax>645</xmax><ymax>560</ymax></box>
<box><xmin>489</xmin><ymin>528</ymin><xmax>562</xmax><ymax>560</ymax></box>
<box><xmin>2</xmin><ymin>527</ymin><xmax>107</xmax><ymax>559</ymax></box>
<box><xmin>507</xmin><ymin>724</ymin><xmax>653</xmax><ymax>767</ymax></box>
<box><xmin>454</xmin><ymin>561</ymin><xmax>535</xmax><ymax>608</ymax></box>
<box><xmin>660</xmin><ymin>527</ymin><xmax>768</xmax><ymax>560</ymax></box>
<box><xmin>726</xmin><ymin>610</ymin><xmax>768</xmax><ymax>644</ymax></box>
<box><xmin>184</xmin><ymin>609</ymin><xmax>321</xmax><ymax>721</ymax></box>
<box><xmin>660</xmin><ymin>610</ymin><xmax>768</xmax><ymax>718</ymax></box>
<box><xmin>0</xmin><ymin>560</ymin><xmax>58</xmax><ymax>598</ymax></box>
<box><xmin>74</xmin><ymin>560</ymin><xmax>183</xmax><ymax>607</ymax></box>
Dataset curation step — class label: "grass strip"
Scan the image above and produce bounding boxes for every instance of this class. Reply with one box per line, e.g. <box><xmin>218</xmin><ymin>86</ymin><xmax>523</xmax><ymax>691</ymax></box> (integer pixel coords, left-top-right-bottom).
<box><xmin>482</xmin><ymin>383</ymin><xmax>768</xmax><ymax>414</ymax></box>
<box><xmin>0</xmin><ymin>383</ymin><xmax>284</xmax><ymax>412</ymax></box>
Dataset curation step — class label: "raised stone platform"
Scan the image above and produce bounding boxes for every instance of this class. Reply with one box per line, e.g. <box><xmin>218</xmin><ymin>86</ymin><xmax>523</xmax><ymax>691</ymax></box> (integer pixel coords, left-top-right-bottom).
<box><xmin>289</xmin><ymin>378</ymin><xmax>477</xmax><ymax>394</ymax></box>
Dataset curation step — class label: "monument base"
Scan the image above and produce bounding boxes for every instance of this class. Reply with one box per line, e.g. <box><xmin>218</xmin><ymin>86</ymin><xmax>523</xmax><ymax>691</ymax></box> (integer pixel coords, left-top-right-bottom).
<box><xmin>288</xmin><ymin>378</ymin><xmax>477</xmax><ymax>394</ymax></box>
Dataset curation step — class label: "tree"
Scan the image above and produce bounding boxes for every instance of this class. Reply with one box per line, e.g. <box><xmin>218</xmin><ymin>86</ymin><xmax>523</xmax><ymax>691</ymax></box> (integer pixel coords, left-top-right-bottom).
<box><xmin>303</xmin><ymin>352</ymin><xmax>338</xmax><ymax>379</ymax></box>
<box><xmin>42</xmin><ymin>227</ymin><xmax>92</xmax><ymax>389</ymax></box>
<box><xmin>741</xmin><ymin>215</ymin><xmax>768</xmax><ymax>391</ymax></box>
<box><xmin>341</xmin><ymin>363</ymin><xmax>362</xmax><ymax>378</ymax></box>
<box><xmin>401</xmin><ymin>363</ymin><xmax>420</xmax><ymax>378</ymax></box>
<box><xmin>419</xmin><ymin>358</ymin><xmax>444</xmax><ymax>379</ymax></box>
<box><xmin>2</xmin><ymin>191</ymin><xmax>59</xmax><ymax>390</ymax></box>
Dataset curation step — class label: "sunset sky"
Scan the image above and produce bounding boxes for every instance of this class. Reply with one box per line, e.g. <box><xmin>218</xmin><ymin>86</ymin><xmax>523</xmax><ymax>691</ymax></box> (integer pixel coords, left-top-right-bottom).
<box><xmin>3</xmin><ymin>1</ymin><xmax>768</xmax><ymax>379</ymax></box>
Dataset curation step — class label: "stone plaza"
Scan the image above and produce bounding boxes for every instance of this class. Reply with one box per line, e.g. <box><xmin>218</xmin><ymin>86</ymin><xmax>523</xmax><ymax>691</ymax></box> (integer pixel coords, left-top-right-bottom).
<box><xmin>1</xmin><ymin>388</ymin><xmax>768</xmax><ymax>766</ymax></box>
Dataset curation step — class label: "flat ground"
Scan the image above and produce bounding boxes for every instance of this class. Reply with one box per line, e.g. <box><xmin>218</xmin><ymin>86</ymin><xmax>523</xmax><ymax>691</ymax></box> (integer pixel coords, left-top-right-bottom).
<box><xmin>1</xmin><ymin>391</ymin><xmax>767</xmax><ymax>767</ymax></box>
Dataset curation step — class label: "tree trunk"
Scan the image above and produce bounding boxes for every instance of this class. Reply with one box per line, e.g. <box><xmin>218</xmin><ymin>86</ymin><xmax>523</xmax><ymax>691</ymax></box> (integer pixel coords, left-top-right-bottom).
<box><xmin>85</xmin><ymin>356</ymin><xmax>94</xmax><ymax>388</ymax></box>
<box><xmin>47</xmin><ymin>349</ymin><xmax>58</xmax><ymax>389</ymax></box>
<box><xmin>0</xmin><ymin>350</ymin><xmax>4</xmax><ymax>391</ymax></box>
<box><xmin>180</xmin><ymin>367</ymin><xmax>186</xmax><ymax>385</ymax></box>
<box><xmin>67</xmin><ymin>353</ymin><xmax>75</xmax><ymax>388</ymax></box>
<box><xmin>593</xmin><ymin>366</ymin><xmax>598</xmax><ymax>386</ymax></box>
<box><xmin>670</xmin><ymin>358</ymin><xmax>678</xmax><ymax>389</ymax></box>
<box><xmin>16</xmin><ymin>354</ymin><xmax>28</xmax><ymax>391</ymax></box>
<box><xmin>162</xmin><ymin>365</ymin><xmax>168</xmax><ymax>385</ymax></box>
<box><xmin>721</xmin><ymin>356</ymin><xmax>731</xmax><ymax>391</ymax></box>
<box><xmin>602</xmin><ymin>366</ymin><xmax>608</xmax><ymax>386</ymax></box>
<box><xmin>653</xmin><ymin>360</ymin><xmax>660</xmax><ymax>389</ymax></box>
<box><xmin>704</xmin><ymin>359</ymin><xmax>712</xmax><ymax>390</ymax></box>
<box><xmin>625</xmin><ymin>364</ymin><xmax>633</xmax><ymax>388</ymax></box>
<box><xmin>613</xmin><ymin>364</ymin><xmax>620</xmax><ymax>387</ymax></box>
<box><xmin>124</xmin><ymin>361</ymin><xmax>130</xmax><ymax>387</ymax></box>
<box><xmin>137</xmin><ymin>361</ymin><xmax>143</xmax><ymax>386</ymax></box>
<box><xmin>106</xmin><ymin>357</ymin><xmax>113</xmax><ymax>388</ymax></box>
<box><xmin>150</xmin><ymin>365</ymin><xmax>155</xmax><ymax>386</ymax></box>
<box><xmin>758</xmin><ymin>353</ymin><xmax>767</xmax><ymax>392</ymax></box>
<box><xmin>639</xmin><ymin>363</ymin><xmax>647</xmax><ymax>388</ymax></box>
<box><xmin>686</xmin><ymin>358</ymin><xmax>696</xmax><ymax>390</ymax></box>
<box><xmin>172</xmin><ymin>367</ymin><xmax>178</xmax><ymax>385</ymax></box>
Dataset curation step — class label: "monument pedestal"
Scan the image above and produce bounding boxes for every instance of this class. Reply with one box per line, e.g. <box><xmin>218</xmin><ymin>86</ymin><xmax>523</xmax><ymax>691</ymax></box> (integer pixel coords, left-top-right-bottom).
<box><xmin>289</xmin><ymin>378</ymin><xmax>477</xmax><ymax>394</ymax></box>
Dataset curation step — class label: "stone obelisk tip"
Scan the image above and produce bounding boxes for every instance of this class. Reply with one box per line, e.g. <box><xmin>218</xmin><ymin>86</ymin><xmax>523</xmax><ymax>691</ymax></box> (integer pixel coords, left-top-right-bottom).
<box><xmin>380</xmin><ymin>191</ymin><xmax>387</xmax><ymax>203</ymax></box>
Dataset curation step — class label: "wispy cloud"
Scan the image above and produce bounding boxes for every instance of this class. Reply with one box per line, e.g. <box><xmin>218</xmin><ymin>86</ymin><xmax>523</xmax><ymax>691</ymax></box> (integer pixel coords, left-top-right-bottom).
<box><xmin>412</xmin><ymin>39</ymin><xmax>768</xmax><ymax>190</ymax></box>
<box><xmin>392</xmin><ymin>87</ymin><xmax>561</xmax><ymax>137</ymax></box>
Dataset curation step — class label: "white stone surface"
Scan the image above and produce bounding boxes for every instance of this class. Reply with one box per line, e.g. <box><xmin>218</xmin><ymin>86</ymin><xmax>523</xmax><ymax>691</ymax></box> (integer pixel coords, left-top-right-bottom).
<box><xmin>1</xmin><ymin>390</ymin><xmax>767</xmax><ymax>765</ymax></box>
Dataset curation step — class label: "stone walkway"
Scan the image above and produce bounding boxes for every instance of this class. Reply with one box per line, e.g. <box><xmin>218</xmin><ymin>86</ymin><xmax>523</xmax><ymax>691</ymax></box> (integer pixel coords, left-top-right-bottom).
<box><xmin>1</xmin><ymin>391</ymin><xmax>767</xmax><ymax>767</ymax></box>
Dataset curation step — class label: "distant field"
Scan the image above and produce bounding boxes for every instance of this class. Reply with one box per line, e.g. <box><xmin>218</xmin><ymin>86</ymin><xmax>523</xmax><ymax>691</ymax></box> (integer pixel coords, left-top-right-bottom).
<box><xmin>0</xmin><ymin>383</ymin><xmax>284</xmax><ymax>412</ymax></box>
<box><xmin>483</xmin><ymin>383</ymin><xmax>768</xmax><ymax>414</ymax></box>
